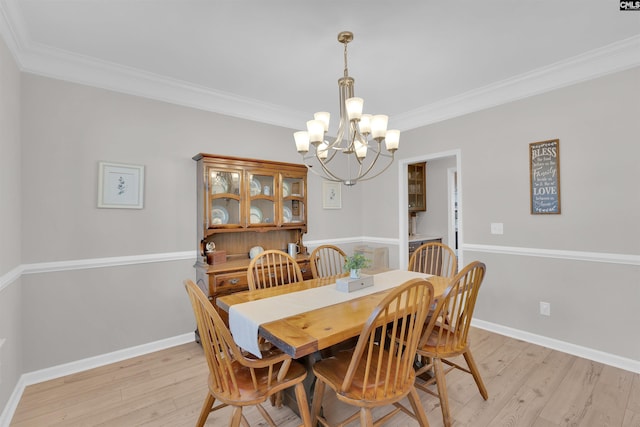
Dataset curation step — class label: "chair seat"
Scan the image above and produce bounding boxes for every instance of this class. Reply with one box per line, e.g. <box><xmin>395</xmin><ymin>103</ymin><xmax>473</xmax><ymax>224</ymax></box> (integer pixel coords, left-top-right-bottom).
<box><xmin>313</xmin><ymin>346</ymin><xmax>416</xmax><ymax>406</ymax></box>
<box><xmin>419</xmin><ymin>325</ymin><xmax>468</xmax><ymax>358</ymax></box>
<box><xmin>211</xmin><ymin>358</ymin><xmax>308</xmax><ymax>405</ymax></box>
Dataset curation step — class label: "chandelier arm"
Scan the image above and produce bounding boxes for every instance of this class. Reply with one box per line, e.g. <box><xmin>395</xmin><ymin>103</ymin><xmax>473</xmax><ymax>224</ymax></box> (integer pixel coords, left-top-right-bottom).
<box><xmin>301</xmin><ymin>152</ymin><xmax>350</xmax><ymax>183</ymax></box>
<box><xmin>317</xmin><ymin>159</ymin><xmax>348</xmax><ymax>182</ymax></box>
<box><xmin>304</xmin><ymin>163</ymin><xmax>342</xmax><ymax>182</ymax></box>
<box><xmin>351</xmin><ymin>152</ymin><xmax>396</xmax><ymax>183</ymax></box>
<box><xmin>353</xmin><ymin>141</ymin><xmax>384</xmax><ymax>178</ymax></box>
<box><xmin>323</xmin><ymin>143</ymin><xmax>340</xmax><ymax>163</ymax></box>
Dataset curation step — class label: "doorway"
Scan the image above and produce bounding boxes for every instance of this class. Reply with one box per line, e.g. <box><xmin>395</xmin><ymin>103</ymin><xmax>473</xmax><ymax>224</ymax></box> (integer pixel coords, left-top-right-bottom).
<box><xmin>398</xmin><ymin>149</ymin><xmax>462</xmax><ymax>269</ymax></box>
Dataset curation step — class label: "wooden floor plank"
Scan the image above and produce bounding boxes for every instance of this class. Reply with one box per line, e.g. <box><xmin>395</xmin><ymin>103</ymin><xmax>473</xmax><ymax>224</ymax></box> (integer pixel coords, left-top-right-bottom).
<box><xmin>537</xmin><ymin>357</ymin><xmax>604</xmax><ymax>425</ymax></box>
<box><xmin>483</xmin><ymin>347</ymin><xmax>575</xmax><ymax>426</ymax></box>
<box><xmin>9</xmin><ymin>329</ymin><xmax>640</xmax><ymax>427</ymax></box>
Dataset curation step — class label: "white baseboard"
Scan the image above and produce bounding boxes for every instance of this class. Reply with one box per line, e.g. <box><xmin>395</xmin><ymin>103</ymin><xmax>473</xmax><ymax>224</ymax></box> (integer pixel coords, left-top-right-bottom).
<box><xmin>472</xmin><ymin>319</ymin><xmax>640</xmax><ymax>374</ymax></box>
<box><xmin>0</xmin><ymin>332</ymin><xmax>194</xmax><ymax>427</ymax></box>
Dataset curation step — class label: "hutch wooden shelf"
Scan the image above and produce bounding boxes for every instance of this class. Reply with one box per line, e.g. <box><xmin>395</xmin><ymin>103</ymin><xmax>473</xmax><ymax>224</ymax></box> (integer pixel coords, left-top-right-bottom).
<box><xmin>193</xmin><ymin>153</ymin><xmax>311</xmax><ymax>323</ymax></box>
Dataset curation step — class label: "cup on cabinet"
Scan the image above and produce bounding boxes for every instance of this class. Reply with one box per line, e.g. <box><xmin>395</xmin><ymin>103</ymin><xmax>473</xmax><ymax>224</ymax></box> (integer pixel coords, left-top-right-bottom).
<box><xmin>288</xmin><ymin>243</ymin><xmax>300</xmax><ymax>258</ymax></box>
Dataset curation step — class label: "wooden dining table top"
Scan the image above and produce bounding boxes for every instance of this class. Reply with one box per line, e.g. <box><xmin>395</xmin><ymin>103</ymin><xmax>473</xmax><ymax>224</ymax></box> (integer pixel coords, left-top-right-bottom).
<box><xmin>217</xmin><ymin>272</ymin><xmax>451</xmax><ymax>359</ymax></box>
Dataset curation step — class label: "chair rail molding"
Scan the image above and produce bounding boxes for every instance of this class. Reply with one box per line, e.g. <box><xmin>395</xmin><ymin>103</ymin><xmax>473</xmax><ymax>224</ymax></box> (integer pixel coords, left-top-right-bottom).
<box><xmin>463</xmin><ymin>243</ymin><xmax>640</xmax><ymax>266</ymax></box>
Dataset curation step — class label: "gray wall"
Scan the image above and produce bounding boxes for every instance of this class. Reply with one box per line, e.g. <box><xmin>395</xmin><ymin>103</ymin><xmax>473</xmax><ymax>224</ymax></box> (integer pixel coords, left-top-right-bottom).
<box><xmin>370</xmin><ymin>66</ymin><xmax>640</xmax><ymax>362</ymax></box>
<box><xmin>17</xmin><ymin>73</ymin><xmax>364</xmax><ymax>373</ymax></box>
<box><xmin>0</xmin><ymin>36</ymin><xmax>22</xmax><ymax>415</ymax></box>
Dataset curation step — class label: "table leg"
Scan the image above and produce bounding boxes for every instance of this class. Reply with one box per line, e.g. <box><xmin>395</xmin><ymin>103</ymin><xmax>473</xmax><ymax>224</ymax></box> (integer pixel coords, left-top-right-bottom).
<box><xmin>281</xmin><ymin>351</ymin><xmax>322</xmax><ymax>417</ymax></box>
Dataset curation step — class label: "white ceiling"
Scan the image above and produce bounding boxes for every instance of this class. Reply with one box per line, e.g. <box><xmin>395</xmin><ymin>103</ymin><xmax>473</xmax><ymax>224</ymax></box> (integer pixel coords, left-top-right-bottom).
<box><xmin>1</xmin><ymin>0</ymin><xmax>639</xmax><ymax>131</ymax></box>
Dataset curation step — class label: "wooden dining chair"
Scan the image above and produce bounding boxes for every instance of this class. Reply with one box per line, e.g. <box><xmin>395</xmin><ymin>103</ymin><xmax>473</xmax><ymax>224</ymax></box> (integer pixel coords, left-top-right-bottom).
<box><xmin>311</xmin><ymin>278</ymin><xmax>435</xmax><ymax>427</ymax></box>
<box><xmin>412</xmin><ymin>261</ymin><xmax>488</xmax><ymax>427</ymax></box>
<box><xmin>247</xmin><ymin>249</ymin><xmax>303</xmax><ymax>291</ymax></box>
<box><xmin>184</xmin><ymin>279</ymin><xmax>312</xmax><ymax>427</ymax></box>
<box><xmin>408</xmin><ymin>241</ymin><xmax>457</xmax><ymax>278</ymax></box>
<box><xmin>309</xmin><ymin>244</ymin><xmax>347</xmax><ymax>279</ymax></box>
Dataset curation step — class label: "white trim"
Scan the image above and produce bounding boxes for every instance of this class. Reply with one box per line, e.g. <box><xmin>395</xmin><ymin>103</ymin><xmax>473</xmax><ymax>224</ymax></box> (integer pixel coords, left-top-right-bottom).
<box><xmin>305</xmin><ymin>236</ymin><xmax>400</xmax><ymax>248</ymax></box>
<box><xmin>447</xmin><ymin>167</ymin><xmax>457</xmax><ymax>252</ymax></box>
<box><xmin>398</xmin><ymin>150</ymin><xmax>463</xmax><ymax>269</ymax></box>
<box><xmin>0</xmin><ymin>265</ymin><xmax>22</xmax><ymax>293</ymax></box>
<box><xmin>22</xmin><ymin>333</ymin><xmax>194</xmax><ymax>385</ymax></box>
<box><xmin>472</xmin><ymin>319</ymin><xmax>640</xmax><ymax>374</ymax></box>
<box><xmin>2</xmin><ymin>244</ymin><xmax>636</xmax><ymax>287</ymax></box>
<box><xmin>22</xmin><ymin>250</ymin><xmax>197</xmax><ymax>275</ymax></box>
<box><xmin>0</xmin><ymin>0</ymin><xmax>638</xmax><ymax>132</ymax></box>
<box><xmin>0</xmin><ymin>333</ymin><xmax>194</xmax><ymax>427</ymax></box>
<box><xmin>463</xmin><ymin>243</ymin><xmax>640</xmax><ymax>266</ymax></box>
<box><xmin>394</xmin><ymin>35</ymin><xmax>640</xmax><ymax>131</ymax></box>
<box><xmin>0</xmin><ymin>376</ymin><xmax>24</xmax><ymax>427</ymax></box>
<box><xmin>18</xmin><ymin>42</ymin><xmax>309</xmax><ymax>130</ymax></box>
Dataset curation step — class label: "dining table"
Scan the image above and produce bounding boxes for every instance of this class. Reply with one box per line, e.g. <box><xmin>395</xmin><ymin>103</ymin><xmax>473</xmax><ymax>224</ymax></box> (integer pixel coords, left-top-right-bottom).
<box><xmin>216</xmin><ymin>269</ymin><xmax>451</xmax><ymax>414</ymax></box>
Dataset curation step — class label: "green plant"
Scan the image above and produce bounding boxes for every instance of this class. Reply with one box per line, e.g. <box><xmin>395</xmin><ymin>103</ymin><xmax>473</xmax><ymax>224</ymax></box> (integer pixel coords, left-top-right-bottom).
<box><xmin>343</xmin><ymin>253</ymin><xmax>371</xmax><ymax>271</ymax></box>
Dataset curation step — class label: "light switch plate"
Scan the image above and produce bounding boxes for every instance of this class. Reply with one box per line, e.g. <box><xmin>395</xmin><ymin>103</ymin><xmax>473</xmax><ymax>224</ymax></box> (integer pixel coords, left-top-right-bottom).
<box><xmin>490</xmin><ymin>223</ymin><xmax>504</xmax><ymax>235</ymax></box>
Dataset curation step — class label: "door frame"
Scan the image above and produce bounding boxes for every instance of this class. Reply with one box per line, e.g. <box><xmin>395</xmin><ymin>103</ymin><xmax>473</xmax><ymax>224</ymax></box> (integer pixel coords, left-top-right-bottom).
<box><xmin>397</xmin><ymin>149</ymin><xmax>463</xmax><ymax>269</ymax></box>
<box><xmin>447</xmin><ymin>166</ymin><xmax>458</xmax><ymax>255</ymax></box>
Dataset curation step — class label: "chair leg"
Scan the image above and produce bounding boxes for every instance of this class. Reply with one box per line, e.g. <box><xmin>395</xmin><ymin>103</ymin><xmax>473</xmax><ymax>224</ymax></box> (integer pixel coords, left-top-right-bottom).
<box><xmin>360</xmin><ymin>408</ymin><xmax>374</xmax><ymax>426</ymax></box>
<box><xmin>463</xmin><ymin>349</ymin><xmax>488</xmax><ymax>400</ymax></box>
<box><xmin>311</xmin><ymin>379</ymin><xmax>326</xmax><ymax>426</ymax></box>
<box><xmin>230</xmin><ymin>406</ymin><xmax>243</xmax><ymax>427</ymax></box>
<box><xmin>196</xmin><ymin>393</ymin><xmax>215</xmax><ymax>427</ymax></box>
<box><xmin>407</xmin><ymin>386</ymin><xmax>431</xmax><ymax>427</ymax></box>
<box><xmin>433</xmin><ymin>358</ymin><xmax>452</xmax><ymax>427</ymax></box>
<box><xmin>294</xmin><ymin>382</ymin><xmax>312</xmax><ymax>427</ymax></box>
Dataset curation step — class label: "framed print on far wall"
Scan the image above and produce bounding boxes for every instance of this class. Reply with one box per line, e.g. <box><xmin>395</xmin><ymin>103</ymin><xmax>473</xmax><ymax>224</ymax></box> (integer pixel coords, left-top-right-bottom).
<box><xmin>322</xmin><ymin>181</ymin><xmax>342</xmax><ymax>209</ymax></box>
<box><xmin>98</xmin><ymin>162</ymin><xmax>145</xmax><ymax>209</ymax></box>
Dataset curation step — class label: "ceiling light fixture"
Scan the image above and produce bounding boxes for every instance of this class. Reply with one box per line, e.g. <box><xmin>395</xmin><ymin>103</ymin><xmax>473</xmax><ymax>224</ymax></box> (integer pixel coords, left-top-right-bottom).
<box><xmin>293</xmin><ymin>31</ymin><xmax>399</xmax><ymax>186</ymax></box>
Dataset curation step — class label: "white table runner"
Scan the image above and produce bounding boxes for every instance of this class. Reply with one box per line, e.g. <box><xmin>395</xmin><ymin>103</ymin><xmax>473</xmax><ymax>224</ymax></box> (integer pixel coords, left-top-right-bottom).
<box><xmin>229</xmin><ymin>270</ymin><xmax>431</xmax><ymax>357</ymax></box>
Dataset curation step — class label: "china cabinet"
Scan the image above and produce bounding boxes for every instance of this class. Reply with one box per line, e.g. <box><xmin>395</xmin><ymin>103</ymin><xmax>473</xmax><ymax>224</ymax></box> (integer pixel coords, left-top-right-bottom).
<box><xmin>193</xmin><ymin>153</ymin><xmax>310</xmax><ymax>324</ymax></box>
<box><xmin>408</xmin><ymin>162</ymin><xmax>426</xmax><ymax>212</ymax></box>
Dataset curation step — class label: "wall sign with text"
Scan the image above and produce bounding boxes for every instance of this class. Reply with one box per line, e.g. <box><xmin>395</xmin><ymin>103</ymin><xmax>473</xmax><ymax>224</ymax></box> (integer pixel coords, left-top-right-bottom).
<box><xmin>529</xmin><ymin>139</ymin><xmax>561</xmax><ymax>214</ymax></box>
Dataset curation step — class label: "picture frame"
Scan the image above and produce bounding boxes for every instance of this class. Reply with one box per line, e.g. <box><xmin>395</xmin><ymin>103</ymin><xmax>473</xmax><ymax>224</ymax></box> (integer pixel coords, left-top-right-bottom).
<box><xmin>98</xmin><ymin>161</ymin><xmax>145</xmax><ymax>209</ymax></box>
<box><xmin>322</xmin><ymin>181</ymin><xmax>342</xmax><ymax>209</ymax></box>
<box><xmin>529</xmin><ymin>139</ymin><xmax>560</xmax><ymax>214</ymax></box>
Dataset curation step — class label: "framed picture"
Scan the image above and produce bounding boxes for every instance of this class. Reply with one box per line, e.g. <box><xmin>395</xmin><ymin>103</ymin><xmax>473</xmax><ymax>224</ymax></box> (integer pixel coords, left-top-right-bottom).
<box><xmin>529</xmin><ymin>139</ymin><xmax>560</xmax><ymax>214</ymax></box>
<box><xmin>322</xmin><ymin>181</ymin><xmax>342</xmax><ymax>209</ymax></box>
<box><xmin>98</xmin><ymin>162</ymin><xmax>145</xmax><ymax>209</ymax></box>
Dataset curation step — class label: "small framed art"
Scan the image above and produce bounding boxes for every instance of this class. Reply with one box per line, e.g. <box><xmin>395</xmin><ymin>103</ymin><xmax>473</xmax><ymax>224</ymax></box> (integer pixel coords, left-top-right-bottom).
<box><xmin>98</xmin><ymin>161</ymin><xmax>145</xmax><ymax>209</ymax></box>
<box><xmin>322</xmin><ymin>181</ymin><xmax>342</xmax><ymax>209</ymax></box>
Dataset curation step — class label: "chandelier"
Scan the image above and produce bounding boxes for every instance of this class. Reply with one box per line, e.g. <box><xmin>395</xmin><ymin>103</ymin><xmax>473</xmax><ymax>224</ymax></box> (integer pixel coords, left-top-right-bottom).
<box><xmin>293</xmin><ymin>31</ymin><xmax>399</xmax><ymax>186</ymax></box>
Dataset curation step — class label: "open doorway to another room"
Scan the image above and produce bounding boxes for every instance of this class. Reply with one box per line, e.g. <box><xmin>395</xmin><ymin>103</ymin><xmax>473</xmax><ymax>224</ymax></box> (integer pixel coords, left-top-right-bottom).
<box><xmin>398</xmin><ymin>150</ymin><xmax>462</xmax><ymax>270</ymax></box>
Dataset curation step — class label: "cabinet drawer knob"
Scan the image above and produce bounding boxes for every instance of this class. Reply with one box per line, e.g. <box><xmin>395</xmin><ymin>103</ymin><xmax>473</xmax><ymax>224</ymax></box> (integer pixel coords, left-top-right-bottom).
<box><xmin>229</xmin><ymin>278</ymin><xmax>239</xmax><ymax>285</ymax></box>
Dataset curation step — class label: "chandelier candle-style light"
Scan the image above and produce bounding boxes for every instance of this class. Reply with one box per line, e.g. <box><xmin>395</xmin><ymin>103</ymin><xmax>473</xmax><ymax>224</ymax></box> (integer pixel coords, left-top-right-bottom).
<box><xmin>294</xmin><ymin>31</ymin><xmax>399</xmax><ymax>186</ymax></box>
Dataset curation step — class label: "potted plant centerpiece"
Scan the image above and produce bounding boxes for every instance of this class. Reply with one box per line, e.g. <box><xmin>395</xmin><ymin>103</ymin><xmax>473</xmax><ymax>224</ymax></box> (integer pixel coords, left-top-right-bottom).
<box><xmin>344</xmin><ymin>253</ymin><xmax>372</xmax><ymax>279</ymax></box>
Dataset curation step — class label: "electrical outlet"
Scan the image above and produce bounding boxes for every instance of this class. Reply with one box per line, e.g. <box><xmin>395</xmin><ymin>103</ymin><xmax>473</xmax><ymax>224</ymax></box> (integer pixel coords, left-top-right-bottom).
<box><xmin>490</xmin><ymin>223</ymin><xmax>503</xmax><ymax>235</ymax></box>
<box><xmin>539</xmin><ymin>302</ymin><xmax>551</xmax><ymax>316</ymax></box>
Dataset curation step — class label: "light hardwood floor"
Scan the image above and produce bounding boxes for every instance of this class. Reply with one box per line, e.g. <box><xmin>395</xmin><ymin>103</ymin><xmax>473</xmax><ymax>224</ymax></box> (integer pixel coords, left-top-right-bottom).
<box><xmin>10</xmin><ymin>328</ymin><xmax>640</xmax><ymax>426</ymax></box>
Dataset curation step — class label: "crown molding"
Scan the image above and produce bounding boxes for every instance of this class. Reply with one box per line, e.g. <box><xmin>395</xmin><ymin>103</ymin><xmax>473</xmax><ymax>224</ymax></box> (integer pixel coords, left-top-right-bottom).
<box><xmin>18</xmin><ymin>42</ymin><xmax>309</xmax><ymax>130</ymax></box>
<box><xmin>1</xmin><ymin>0</ymin><xmax>639</xmax><ymax>132</ymax></box>
<box><xmin>394</xmin><ymin>35</ymin><xmax>640</xmax><ymax>130</ymax></box>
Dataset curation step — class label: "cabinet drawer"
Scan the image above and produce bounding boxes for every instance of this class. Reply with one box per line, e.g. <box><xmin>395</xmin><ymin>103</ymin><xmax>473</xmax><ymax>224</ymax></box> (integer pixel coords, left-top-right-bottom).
<box><xmin>211</xmin><ymin>271</ymin><xmax>249</xmax><ymax>294</ymax></box>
